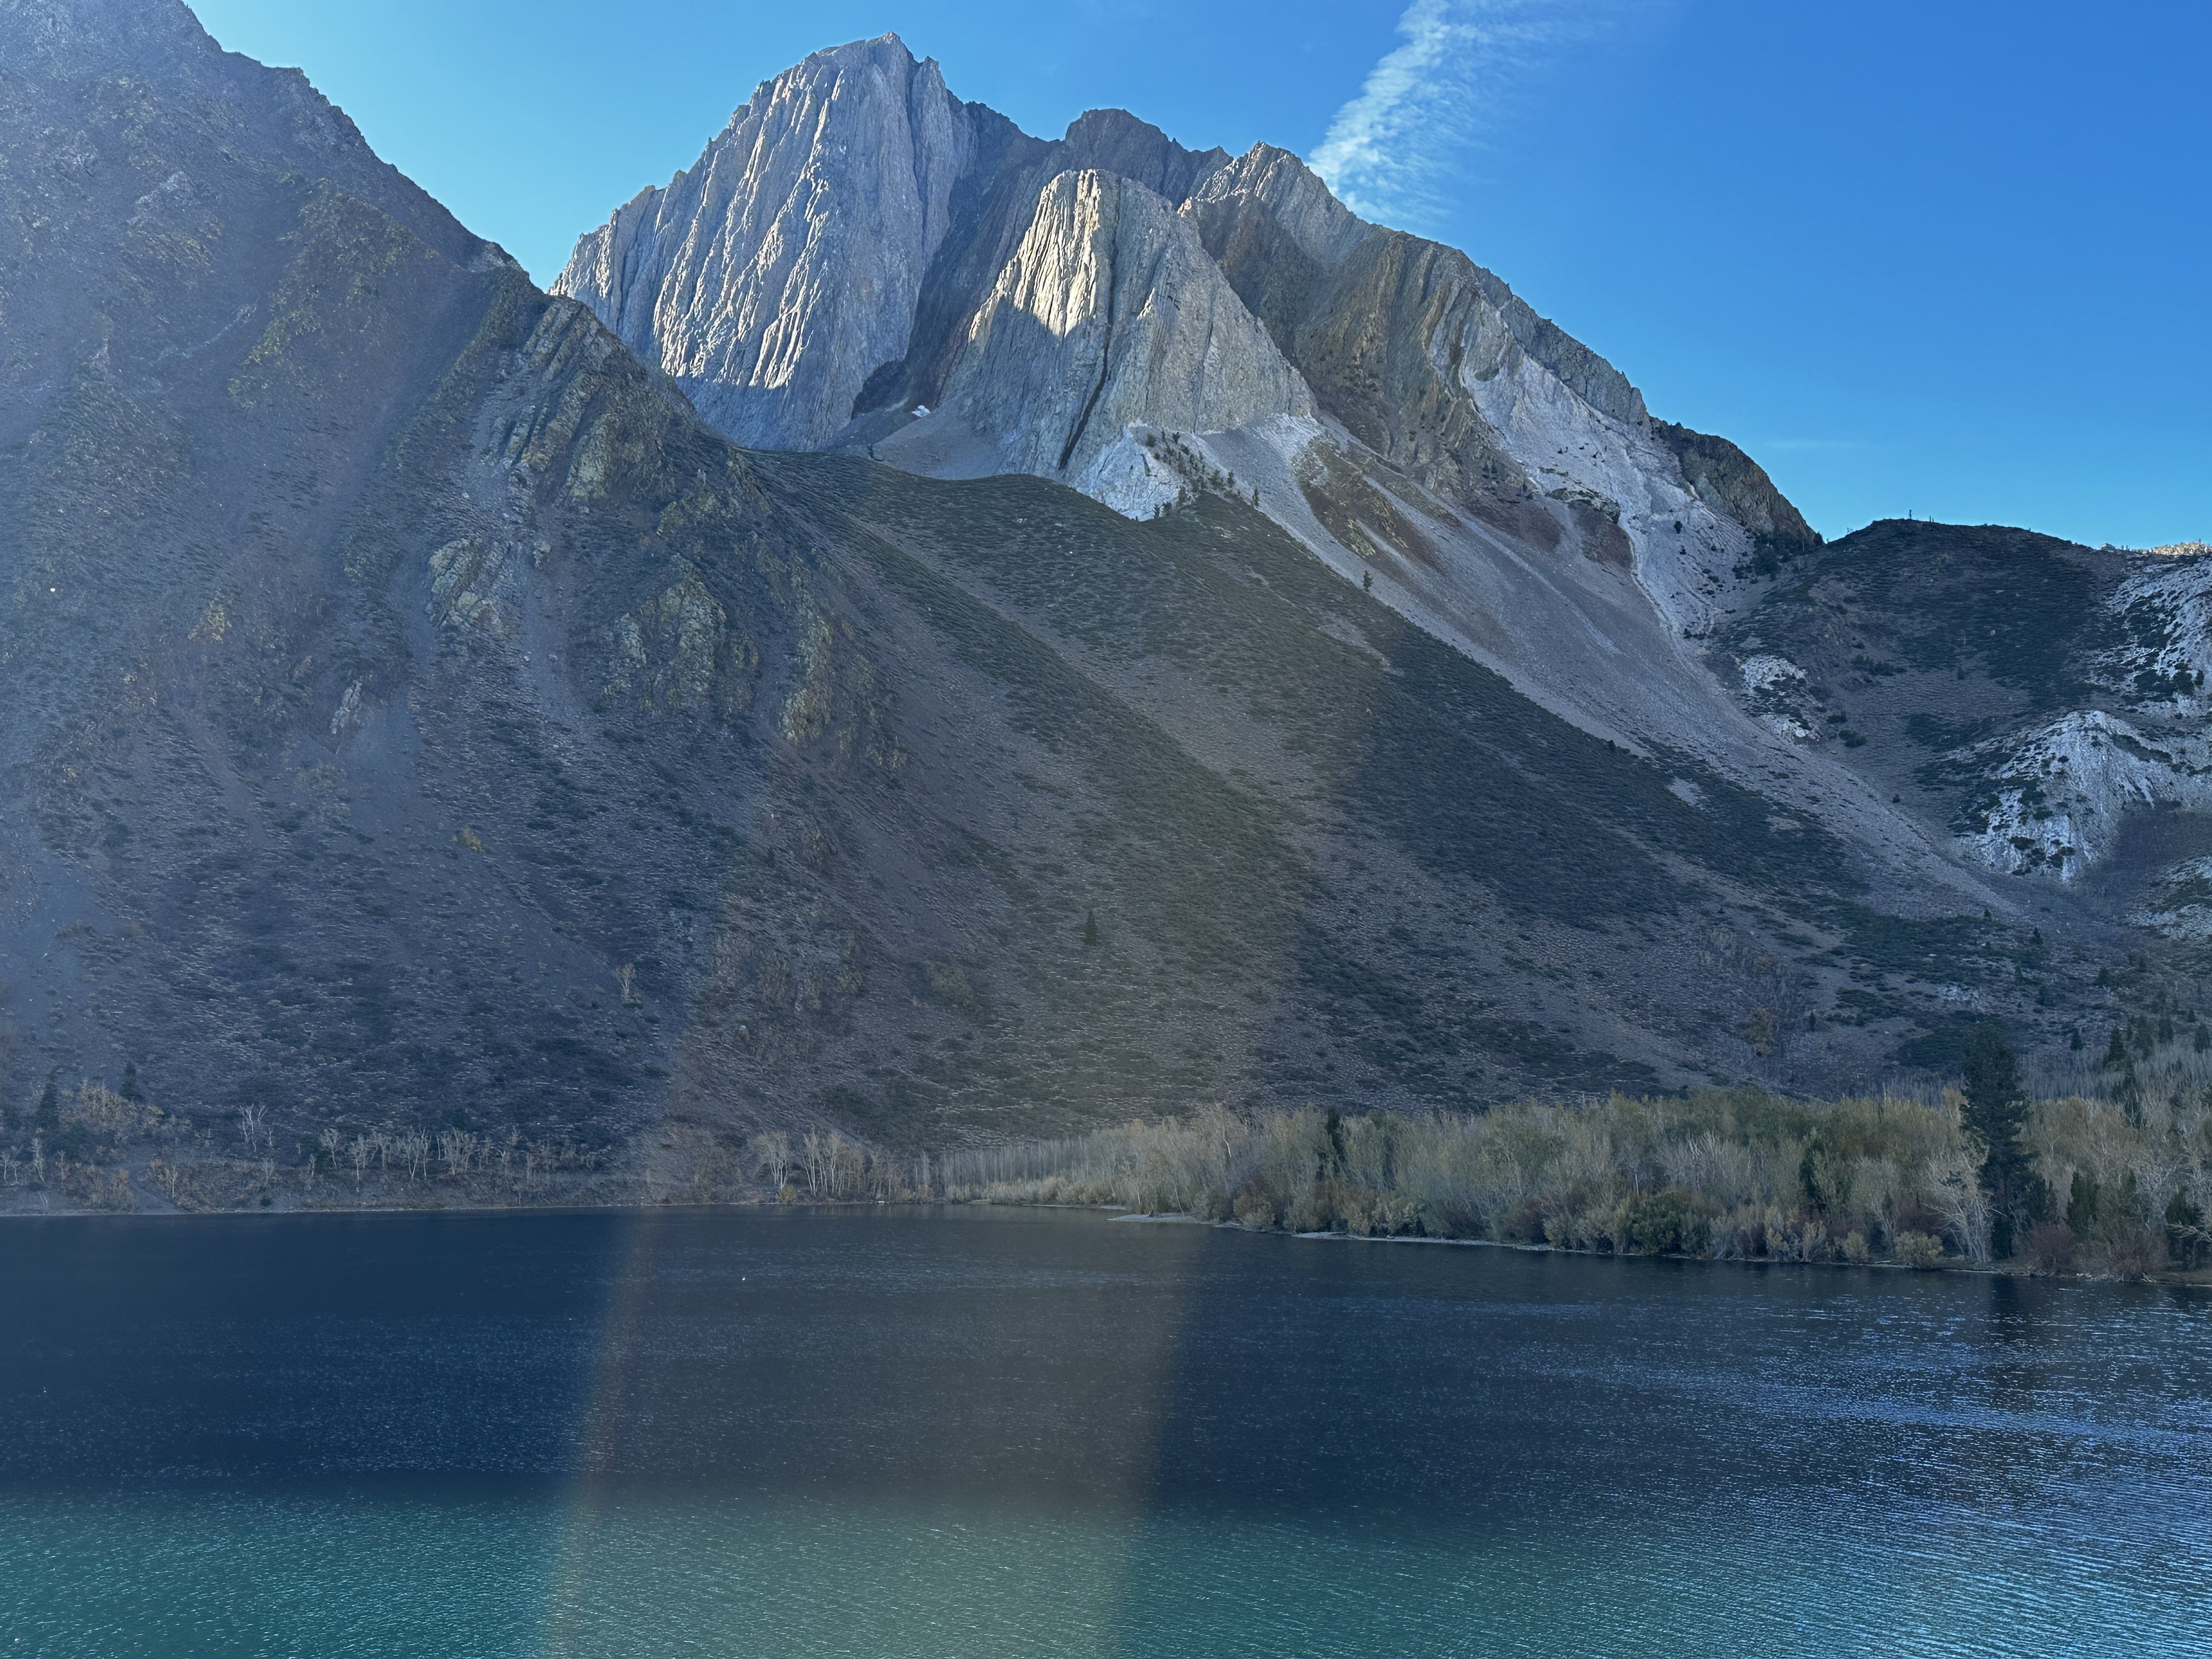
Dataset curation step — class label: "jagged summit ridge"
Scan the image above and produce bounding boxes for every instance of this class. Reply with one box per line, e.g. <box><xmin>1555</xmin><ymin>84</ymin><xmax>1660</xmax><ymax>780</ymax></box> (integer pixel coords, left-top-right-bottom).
<box><xmin>552</xmin><ymin>40</ymin><xmax>1784</xmax><ymax>597</ymax></box>
<box><xmin>558</xmin><ymin>36</ymin><xmax>974</xmax><ymax>450</ymax></box>
<box><xmin>550</xmin><ymin>33</ymin><xmax>1857</xmax><ymax>834</ymax></box>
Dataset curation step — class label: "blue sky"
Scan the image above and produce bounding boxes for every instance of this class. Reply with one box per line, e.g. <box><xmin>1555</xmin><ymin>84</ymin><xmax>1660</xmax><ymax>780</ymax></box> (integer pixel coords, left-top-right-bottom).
<box><xmin>189</xmin><ymin>0</ymin><xmax>2209</xmax><ymax>548</ymax></box>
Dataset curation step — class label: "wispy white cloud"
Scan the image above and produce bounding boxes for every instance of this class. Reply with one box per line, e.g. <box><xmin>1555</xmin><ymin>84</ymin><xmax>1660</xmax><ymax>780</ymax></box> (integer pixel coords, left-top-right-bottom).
<box><xmin>1310</xmin><ymin>0</ymin><xmax>1631</xmax><ymax>230</ymax></box>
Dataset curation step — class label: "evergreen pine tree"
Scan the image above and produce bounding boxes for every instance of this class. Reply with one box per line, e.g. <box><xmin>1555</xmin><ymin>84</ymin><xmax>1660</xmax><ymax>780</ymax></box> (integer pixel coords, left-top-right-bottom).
<box><xmin>120</xmin><ymin>1061</ymin><xmax>143</xmax><ymax>1103</ymax></box>
<box><xmin>1082</xmin><ymin>908</ymin><xmax>1099</xmax><ymax>946</ymax></box>
<box><xmin>35</xmin><ymin>1074</ymin><xmax>60</xmax><ymax>1137</ymax></box>
<box><xmin>1962</xmin><ymin>1024</ymin><xmax>2033</xmax><ymax>1256</ymax></box>
<box><xmin>2067</xmin><ymin>1170</ymin><xmax>2101</xmax><ymax>1235</ymax></box>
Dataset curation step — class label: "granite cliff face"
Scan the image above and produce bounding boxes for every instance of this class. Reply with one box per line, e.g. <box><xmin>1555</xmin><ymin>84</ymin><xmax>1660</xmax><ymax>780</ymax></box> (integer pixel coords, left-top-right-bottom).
<box><xmin>935</xmin><ymin>168</ymin><xmax>1312</xmax><ymax>509</ymax></box>
<box><xmin>557</xmin><ymin>37</ymin><xmax>974</xmax><ymax>451</ymax></box>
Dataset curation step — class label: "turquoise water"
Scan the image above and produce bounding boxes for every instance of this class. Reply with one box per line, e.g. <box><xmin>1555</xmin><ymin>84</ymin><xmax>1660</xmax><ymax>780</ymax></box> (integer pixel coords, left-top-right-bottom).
<box><xmin>1</xmin><ymin>1206</ymin><xmax>2205</xmax><ymax>1656</ymax></box>
<box><xmin>6</xmin><ymin>1487</ymin><xmax>2197</xmax><ymax>1657</ymax></box>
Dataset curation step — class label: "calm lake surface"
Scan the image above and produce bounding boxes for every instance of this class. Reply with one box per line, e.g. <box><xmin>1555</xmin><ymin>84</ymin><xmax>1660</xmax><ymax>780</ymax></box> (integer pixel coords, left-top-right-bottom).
<box><xmin>1</xmin><ymin>1205</ymin><xmax>2205</xmax><ymax>1657</ymax></box>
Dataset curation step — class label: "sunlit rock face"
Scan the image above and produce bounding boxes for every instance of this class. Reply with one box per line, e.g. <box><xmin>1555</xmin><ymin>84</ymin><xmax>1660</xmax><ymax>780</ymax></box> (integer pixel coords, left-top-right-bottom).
<box><xmin>940</xmin><ymin>170</ymin><xmax>1311</xmax><ymax>487</ymax></box>
<box><xmin>556</xmin><ymin>36</ymin><xmax>975</xmax><ymax>450</ymax></box>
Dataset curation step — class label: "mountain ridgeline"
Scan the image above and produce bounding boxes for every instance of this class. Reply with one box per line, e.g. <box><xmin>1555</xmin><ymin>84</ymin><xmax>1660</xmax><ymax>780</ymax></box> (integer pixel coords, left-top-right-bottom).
<box><xmin>1</xmin><ymin>2</ymin><xmax>2203</xmax><ymax>1211</ymax></box>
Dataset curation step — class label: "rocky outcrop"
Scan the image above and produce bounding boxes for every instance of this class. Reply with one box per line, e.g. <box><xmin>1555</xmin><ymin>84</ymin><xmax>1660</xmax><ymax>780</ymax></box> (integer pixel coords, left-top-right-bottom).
<box><xmin>1957</xmin><ymin>710</ymin><xmax>2212</xmax><ymax>881</ymax></box>
<box><xmin>1187</xmin><ymin>144</ymin><xmax>1750</xmax><ymax>637</ymax></box>
<box><xmin>938</xmin><ymin>170</ymin><xmax>1310</xmax><ymax>492</ymax></box>
<box><xmin>555</xmin><ymin>36</ymin><xmax>974</xmax><ymax>450</ymax></box>
<box><xmin>1652</xmin><ymin>420</ymin><xmax>1822</xmax><ymax>565</ymax></box>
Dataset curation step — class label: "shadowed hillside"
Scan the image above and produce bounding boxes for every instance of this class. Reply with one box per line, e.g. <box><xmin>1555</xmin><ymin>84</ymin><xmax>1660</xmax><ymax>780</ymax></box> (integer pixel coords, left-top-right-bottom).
<box><xmin>0</xmin><ymin>1</ymin><xmax>2182</xmax><ymax>1214</ymax></box>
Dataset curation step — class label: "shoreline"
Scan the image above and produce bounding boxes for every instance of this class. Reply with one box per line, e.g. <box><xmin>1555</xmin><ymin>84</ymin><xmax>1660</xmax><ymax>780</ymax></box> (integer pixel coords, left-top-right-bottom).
<box><xmin>1103</xmin><ymin>1206</ymin><xmax>2212</xmax><ymax>1285</ymax></box>
<box><xmin>7</xmin><ymin>1190</ymin><xmax>2205</xmax><ymax>1288</ymax></box>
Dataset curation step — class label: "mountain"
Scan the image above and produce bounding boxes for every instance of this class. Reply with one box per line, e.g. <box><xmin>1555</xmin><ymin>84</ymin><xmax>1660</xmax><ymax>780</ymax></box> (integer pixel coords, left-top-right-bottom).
<box><xmin>0</xmin><ymin>3</ymin><xmax>2197</xmax><ymax>1211</ymax></box>
<box><xmin>1714</xmin><ymin>522</ymin><xmax>2212</xmax><ymax>904</ymax></box>
<box><xmin>554</xmin><ymin>40</ymin><xmax>1821</xmax><ymax>754</ymax></box>
<box><xmin>552</xmin><ymin>39</ymin><xmax>1957</xmax><ymax>931</ymax></box>
<box><xmin>0</xmin><ymin>0</ymin><xmax>900</xmax><ymax>1173</ymax></box>
<box><xmin>557</xmin><ymin>38</ymin><xmax>2212</xmax><ymax>943</ymax></box>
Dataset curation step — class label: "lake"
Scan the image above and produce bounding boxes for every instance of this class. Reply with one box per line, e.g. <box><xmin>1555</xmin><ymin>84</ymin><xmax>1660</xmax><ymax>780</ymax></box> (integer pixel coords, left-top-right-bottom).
<box><xmin>0</xmin><ymin>1204</ymin><xmax>2205</xmax><ymax>1656</ymax></box>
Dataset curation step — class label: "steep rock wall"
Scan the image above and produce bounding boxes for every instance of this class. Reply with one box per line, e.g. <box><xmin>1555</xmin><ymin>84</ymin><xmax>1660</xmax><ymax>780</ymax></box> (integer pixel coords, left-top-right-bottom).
<box><xmin>939</xmin><ymin>170</ymin><xmax>1311</xmax><ymax>486</ymax></box>
<box><xmin>555</xmin><ymin>36</ymin><xmax>974</xmax><ymax>449</ymax></box>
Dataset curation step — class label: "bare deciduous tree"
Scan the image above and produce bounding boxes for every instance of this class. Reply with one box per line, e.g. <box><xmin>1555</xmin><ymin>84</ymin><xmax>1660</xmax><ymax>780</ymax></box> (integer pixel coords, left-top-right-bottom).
<box><xmin>437</xmin><ymin>1130</ymin><xmax>481</xmax><ymax>1177</ymax></box>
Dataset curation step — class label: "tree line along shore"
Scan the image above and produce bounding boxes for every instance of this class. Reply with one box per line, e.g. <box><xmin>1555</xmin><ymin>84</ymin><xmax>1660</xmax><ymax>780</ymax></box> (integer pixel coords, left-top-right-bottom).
<box><xmin>930</xmin><ymin>1030</ymin><xmax>2211</xmax><ymax>1280</ymax></box>
<box><xmin>3</xmin><ymin>1028</ymin><xmax>2207</xmax><ymax>1281</ymax></box>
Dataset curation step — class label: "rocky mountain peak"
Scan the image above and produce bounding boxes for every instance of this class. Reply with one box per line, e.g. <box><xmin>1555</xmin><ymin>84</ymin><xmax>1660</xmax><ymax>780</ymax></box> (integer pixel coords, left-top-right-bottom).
<box><xmin>557</xmin><ymin>33</ymin><xmax>974</xmax><ymax>450</ymax></box>
<box><xmin>551</xmin><ymin>38</ymin><xmax>1830</xmax><ymax>782</ymax></box>
<box><xmin>1190</xmin><ymin>143</ymin><xmax>1373</xmax><ymax>268</ymax></box>
<box><xmin>1058</xmin><ymin>108</ymin><xmax>1228</xmax><ymax>206</ymax></box>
